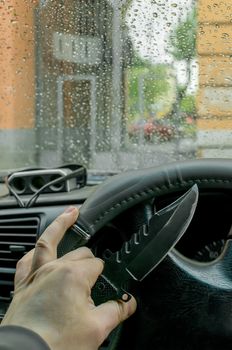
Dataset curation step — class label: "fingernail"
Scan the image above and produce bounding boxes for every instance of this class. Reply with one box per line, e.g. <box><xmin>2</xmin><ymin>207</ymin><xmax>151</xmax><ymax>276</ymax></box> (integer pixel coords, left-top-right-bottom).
<box><xmin>64</xmin><ymin>206</ymin><xmax>76</xmax><ymax>214</ymax></box>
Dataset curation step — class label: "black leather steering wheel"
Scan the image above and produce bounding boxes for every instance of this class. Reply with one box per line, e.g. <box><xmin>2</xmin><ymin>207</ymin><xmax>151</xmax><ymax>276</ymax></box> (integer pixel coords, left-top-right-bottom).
<box><xmin>76</xmin><ymin>159</ymin><xmax>232</xmax><ymax>350</ymax></box>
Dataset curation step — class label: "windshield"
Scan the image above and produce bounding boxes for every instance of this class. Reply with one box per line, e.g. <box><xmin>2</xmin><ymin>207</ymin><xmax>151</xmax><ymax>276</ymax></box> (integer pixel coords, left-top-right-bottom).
<box><xmin>0</xmin><ymin>0</ymin><xmax>230</xmax><ymax>173</ymax></box>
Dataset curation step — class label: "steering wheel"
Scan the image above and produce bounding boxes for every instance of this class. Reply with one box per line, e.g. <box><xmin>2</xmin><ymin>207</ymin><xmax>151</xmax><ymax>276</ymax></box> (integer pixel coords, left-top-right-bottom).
<box><xmin>74</xmin><ymin>159</ymin><xmax>232</xmax><ymax>350</ymax></box>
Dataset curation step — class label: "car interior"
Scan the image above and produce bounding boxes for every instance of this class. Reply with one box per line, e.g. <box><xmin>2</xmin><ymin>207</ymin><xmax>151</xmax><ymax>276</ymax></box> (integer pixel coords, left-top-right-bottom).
<box><xmin>1</xmin><ymin>0</ymin><xmax>232</xmax><ymax>349</ymax></box>
<box><xmin>1</xmin><ymin>158</ymin><xmax>232</xmax><ymax>349</ymax></box>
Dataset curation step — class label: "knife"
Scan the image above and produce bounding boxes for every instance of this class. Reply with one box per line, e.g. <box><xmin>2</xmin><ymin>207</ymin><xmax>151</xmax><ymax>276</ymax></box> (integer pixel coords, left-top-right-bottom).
<box><xmin>92</xmin><ymin>184</ymin><xmax>199</xmax><ymax>305</ymax></box>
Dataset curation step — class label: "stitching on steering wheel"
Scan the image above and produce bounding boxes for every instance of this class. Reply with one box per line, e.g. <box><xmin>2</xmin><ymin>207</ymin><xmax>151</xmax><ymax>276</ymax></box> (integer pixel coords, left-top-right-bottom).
<box><xmin>93</xmin><ymin>177</ymin><xmax>232</xmax><ymax>226</ymax></box>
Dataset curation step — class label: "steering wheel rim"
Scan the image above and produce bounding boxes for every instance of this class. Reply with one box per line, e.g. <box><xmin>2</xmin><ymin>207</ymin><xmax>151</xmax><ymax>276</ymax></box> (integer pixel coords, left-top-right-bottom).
<box><xmin>75</xmin><ymin>159</ymin><xmax>232</xmax><ymax>349</ymax></box>
<box><xmin>77</xmin><ymin>158</ymin><xmax>232</xmax><ymax>236</ymax></box>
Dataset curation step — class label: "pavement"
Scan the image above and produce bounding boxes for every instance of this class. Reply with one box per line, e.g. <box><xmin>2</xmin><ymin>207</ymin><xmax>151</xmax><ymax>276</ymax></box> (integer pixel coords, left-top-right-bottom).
<box><xmin>91</xmin><ymin>139</ymin><xmax>197</xmax><ymax>172</ymax></box>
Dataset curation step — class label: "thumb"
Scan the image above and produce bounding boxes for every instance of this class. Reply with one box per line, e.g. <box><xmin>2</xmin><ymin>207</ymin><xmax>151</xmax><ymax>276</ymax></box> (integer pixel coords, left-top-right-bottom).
<box><xmin>94</xmin><ymin>297</ymin><xmax>137</xmax><ymax>341</ymax></box>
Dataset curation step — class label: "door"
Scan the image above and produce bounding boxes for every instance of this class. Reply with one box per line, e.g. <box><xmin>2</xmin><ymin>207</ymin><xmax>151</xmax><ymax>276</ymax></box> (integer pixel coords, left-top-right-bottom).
<box><xmin>57</xmin><ymin>75</ymin><xmax>96</xmax><ymax>168</ymax></box>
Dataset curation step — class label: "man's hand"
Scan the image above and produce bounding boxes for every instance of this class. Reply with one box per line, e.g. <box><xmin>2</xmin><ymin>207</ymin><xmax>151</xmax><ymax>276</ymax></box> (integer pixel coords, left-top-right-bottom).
<box><xmin>2</xmin><ymin>207</ymin><xmax>137</xmax><ymax>350</ymax></box>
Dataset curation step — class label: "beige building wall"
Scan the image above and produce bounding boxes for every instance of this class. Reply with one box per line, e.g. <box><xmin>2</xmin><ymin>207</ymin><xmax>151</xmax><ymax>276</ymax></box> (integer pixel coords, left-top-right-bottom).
<box><xmin>197</xmin><ymin>0</ymin><xmax>232</xmax><ymax>132</ymax></box>
<box><xmin>0</xmin><ymin>0</ymin><xmax>37</xmax><ymax>129</ymax></box>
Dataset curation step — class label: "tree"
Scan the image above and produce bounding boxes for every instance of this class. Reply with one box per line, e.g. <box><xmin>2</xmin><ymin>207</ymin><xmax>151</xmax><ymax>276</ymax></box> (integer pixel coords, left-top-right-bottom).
<box><xmin>127</xmin><ymin>61</ymin><xmax>171</xmax><ymax>121</ymax></box>
<box><xmin>170</xmin><ymin>8</ymin><xmax>197</xmax><ymax>60</ymax></box>
<box><xmin>169</xmin><ymin>8</ymin><xmax>197</xmax><ymax>117</ymax></box>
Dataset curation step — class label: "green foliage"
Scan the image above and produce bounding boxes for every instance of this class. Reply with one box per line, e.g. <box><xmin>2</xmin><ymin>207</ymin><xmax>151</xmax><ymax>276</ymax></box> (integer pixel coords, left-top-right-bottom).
<box><xmin>130</xmin><ymin>54</ymin><xmax>150</xmax><ymax>68</ymax></box>
<box><xmin>180</xmin><ymin>95</ymin><xmax>196</xmax><ymax>114</ymax></box>
<box><xmin>168</xmin><ymin>6</ymin><xmax>197</xmax><ymax>139</ymax></box>
<box><xmin>127</xmin><ymin>64</ymin><xmax>171</xmax><ymax>120</ymax></box>
<box><xmin>169</xmin><ymin>8</ymin><xmax>197</xmax><ymax>61</ymax></box>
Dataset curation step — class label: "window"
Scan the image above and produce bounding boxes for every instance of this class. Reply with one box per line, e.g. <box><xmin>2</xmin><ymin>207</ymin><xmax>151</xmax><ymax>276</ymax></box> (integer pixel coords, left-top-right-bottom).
<box><xmin>0</xmin><ymin>0</ymin><xmax>231</xmax><ymax>172</ymax></box>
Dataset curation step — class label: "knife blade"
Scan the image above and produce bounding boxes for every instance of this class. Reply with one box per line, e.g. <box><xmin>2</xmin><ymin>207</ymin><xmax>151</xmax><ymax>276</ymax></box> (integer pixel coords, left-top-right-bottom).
<box><xmin>92</xmin><ymin>184</ymin><xmax>199</xmax><ymax>305</ymax></box>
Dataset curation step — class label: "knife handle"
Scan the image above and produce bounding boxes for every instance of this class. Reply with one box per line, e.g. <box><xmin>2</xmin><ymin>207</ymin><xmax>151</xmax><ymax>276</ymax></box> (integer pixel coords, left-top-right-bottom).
<box><xmin>92</xmin><ymin>275</ymin><xmax>131</xmax><ymax>306</ymax></box>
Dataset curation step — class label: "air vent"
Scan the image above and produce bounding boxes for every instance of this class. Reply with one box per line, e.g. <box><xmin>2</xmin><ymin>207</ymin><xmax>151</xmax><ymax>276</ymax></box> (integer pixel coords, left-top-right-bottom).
<box><xmin>0</xmin><ymin>216</ymin><xmax>40</xmax><ymax>300</ymax></box>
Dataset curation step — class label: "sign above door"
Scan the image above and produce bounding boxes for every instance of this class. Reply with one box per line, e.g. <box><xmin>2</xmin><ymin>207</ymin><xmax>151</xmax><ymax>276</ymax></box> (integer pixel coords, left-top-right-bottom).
<box><xmin>53</xmin><ymin>32</ymin><xmax>103</xmax><ymax>65</ymax></box>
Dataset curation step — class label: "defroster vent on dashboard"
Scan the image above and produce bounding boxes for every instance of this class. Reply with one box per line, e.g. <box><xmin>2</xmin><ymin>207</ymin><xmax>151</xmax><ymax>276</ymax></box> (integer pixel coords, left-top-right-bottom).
<box><xmin>0</xmin><ymin>216</ymin><xmax>40</xmax><ymax>301</ymax></box>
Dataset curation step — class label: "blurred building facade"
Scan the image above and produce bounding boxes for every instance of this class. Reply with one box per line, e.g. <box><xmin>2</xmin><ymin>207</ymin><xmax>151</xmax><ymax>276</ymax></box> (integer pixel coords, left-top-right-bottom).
<box><xmin>35</xmin><ymin>0</ymin><xmax>115</xmax><ymax>167</ymax></box>
<box><xmin>0</xmin><ymin>0</ymin><xmax>36</xmax><ymax>169</ymax></box>
<box><xmin>197</xmin><ymin>0</ymin><xmax>232</xmax><ymax>157</ymax></box>
<box><xmin>0</xmin><ymin>0</ymin><xmax>130</xmax><ymax>169</ymax></box>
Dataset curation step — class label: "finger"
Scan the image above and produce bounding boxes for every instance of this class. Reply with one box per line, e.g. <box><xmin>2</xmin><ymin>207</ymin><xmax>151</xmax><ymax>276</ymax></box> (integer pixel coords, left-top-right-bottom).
<box><xmin>60</xmin><ymin>246</ymin><xmax>94</xmax><ymax>262</ymax></box>
<box><xmin>31</xmin><ymin>207</ymin><xmax>79</xmax><ymax>273</ymax></box>
<box><xmin>94</xmin><ymin>297</ymin><xmax>137</xmax><ymax>340</ymax></box>
<box><xmin>14</xmin><ymin>249</ymin><xmax>35</xmax><ymax>287</ymax></box>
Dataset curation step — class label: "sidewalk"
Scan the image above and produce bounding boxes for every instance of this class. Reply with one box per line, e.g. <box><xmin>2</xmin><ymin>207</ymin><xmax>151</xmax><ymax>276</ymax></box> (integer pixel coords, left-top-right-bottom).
<box><xmin>91</xmin><ymin>139</ymin><xmax>196</xmax><ymax>172</ymax></box>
